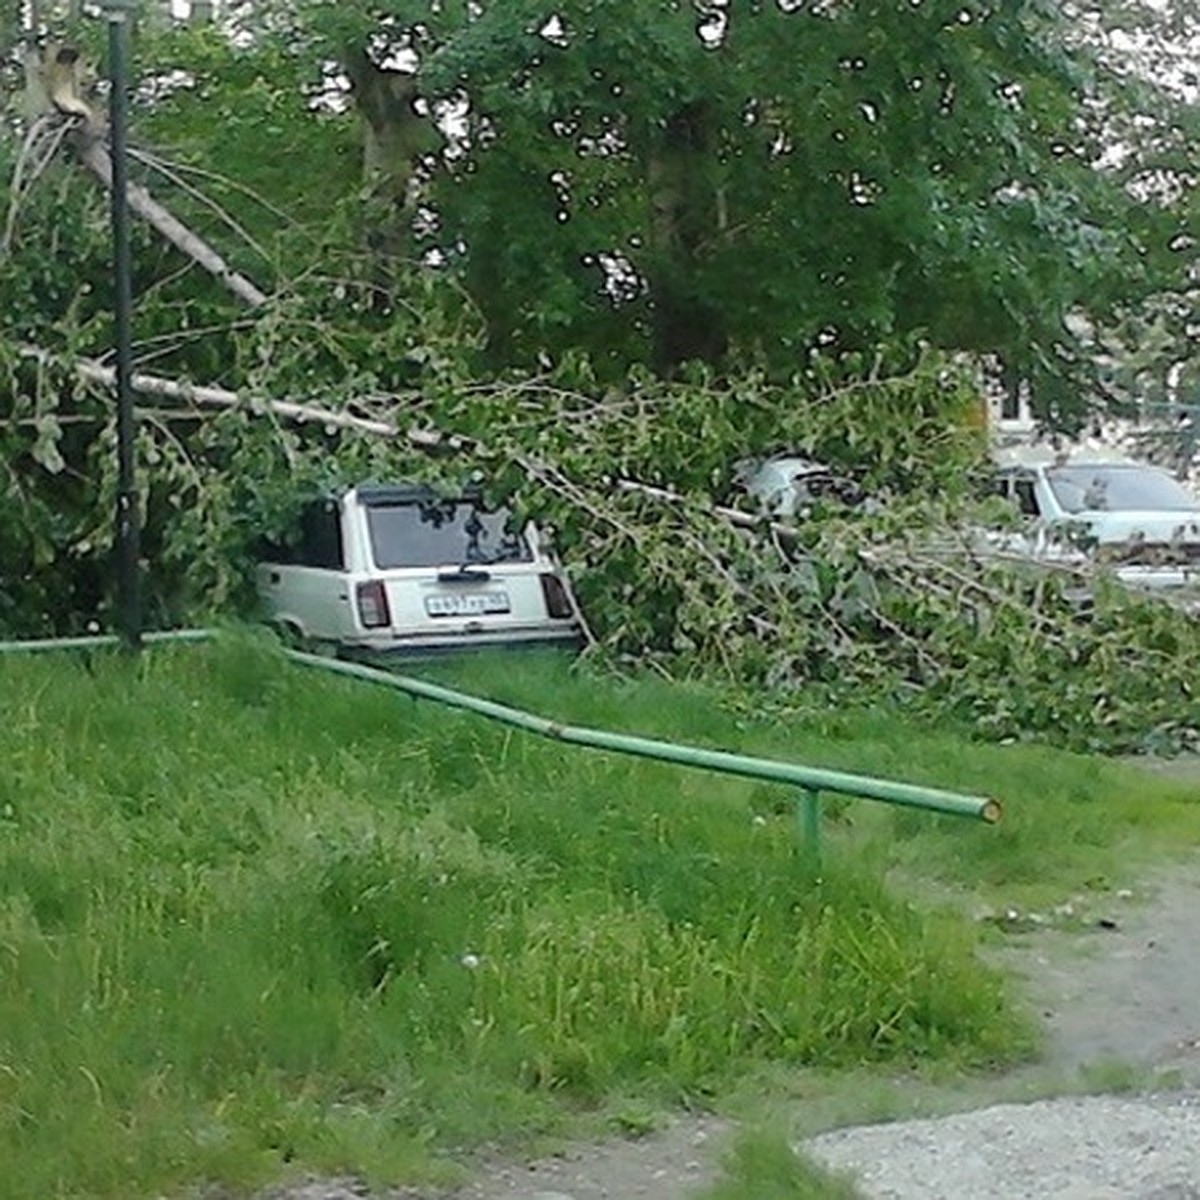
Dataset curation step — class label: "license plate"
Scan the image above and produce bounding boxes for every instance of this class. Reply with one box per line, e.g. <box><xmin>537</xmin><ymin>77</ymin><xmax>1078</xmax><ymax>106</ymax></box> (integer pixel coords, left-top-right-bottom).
<box><xmin>425</xmin><ymin>591</ymin><xmax>511</xmax><ymax>617</ymax></box>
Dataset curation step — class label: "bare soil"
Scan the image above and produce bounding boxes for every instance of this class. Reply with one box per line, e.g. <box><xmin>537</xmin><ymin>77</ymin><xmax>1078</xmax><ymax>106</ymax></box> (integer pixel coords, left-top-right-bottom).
<box><xmin>995</xmin><ymin>864</ymin><xmax>1200</xmax><ymax>1087</ymax></box>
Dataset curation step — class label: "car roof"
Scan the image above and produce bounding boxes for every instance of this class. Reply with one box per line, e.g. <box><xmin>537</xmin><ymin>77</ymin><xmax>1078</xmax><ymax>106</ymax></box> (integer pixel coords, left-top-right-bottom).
<box><xmin>992</xmin><ymin>443</ymin><xmax>1140</xmax><ymax>471</ymax></box>
<box><xmin>341</xmin><ymin>480</ymin><xmax>497</xmax><ymax>506</ymax></box>
<box><xmin>762</xmin><ymin>455</ymin><xmax>835</xmax><ymax>474</ymax></box>
<box><xmin>352</xmin><ymin>482</ymin><xmax>444</xmax><ymax>508</ymax></box>
<box><xmin>737</xmin><ymin>455</ymin><xmax>837</xmax><ymax>486</ymax></box>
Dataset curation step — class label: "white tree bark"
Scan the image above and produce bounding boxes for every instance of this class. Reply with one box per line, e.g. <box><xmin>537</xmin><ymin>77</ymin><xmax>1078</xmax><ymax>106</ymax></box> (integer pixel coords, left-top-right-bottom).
<box><xmin>74</xmin><ymin>137</ymin><xmax>269</xmax><ymax>308</ymax></box>
<box><xmin>16</xmin><ymin>343</ymin><xmax>785</xmax><ymax>561</ymax></box>
<box><xmin>16</xmin><ymin>344</ymin><xmax>437</xmax><ymax>442</ymax></box>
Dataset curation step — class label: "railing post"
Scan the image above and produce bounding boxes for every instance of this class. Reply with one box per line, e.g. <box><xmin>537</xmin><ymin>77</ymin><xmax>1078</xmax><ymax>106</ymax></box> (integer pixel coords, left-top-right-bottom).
<box><xmin>797</xmin><ymin>786</ymin><xmax>821</xmax><ymax>868</ymax></box>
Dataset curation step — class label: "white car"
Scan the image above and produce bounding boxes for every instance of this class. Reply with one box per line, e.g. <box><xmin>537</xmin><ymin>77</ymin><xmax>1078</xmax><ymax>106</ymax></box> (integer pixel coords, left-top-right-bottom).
<box><xmin>256</xmin><ymin>483</ymin><xmax>583</xmax><ymax>654</ymax></box>
<box><xmin>990</xmin><ymin>445</ymin><xmax>1200</xmax><ymax>593</ymax></box>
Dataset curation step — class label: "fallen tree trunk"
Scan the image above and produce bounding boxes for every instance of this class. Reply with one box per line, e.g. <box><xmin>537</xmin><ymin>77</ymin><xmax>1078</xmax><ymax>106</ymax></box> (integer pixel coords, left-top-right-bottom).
<box><xmin>19</xmin><ymin>343</ymin><xmax>410</xmax><ymax>439</ymax></box>
<box><xmin>74</xmin><ymin>137</ymin><xmax>269</xmax><ymax>308</ymax></box>
<box><xmin>17</xmin><ymin>343</ymin><xmax>781</xmax><ymax>531</ymax></box>
<box><xmin>22</xmin><ymin>345</ymin><xmax>1080</xmax><ymax>592</ymax></box>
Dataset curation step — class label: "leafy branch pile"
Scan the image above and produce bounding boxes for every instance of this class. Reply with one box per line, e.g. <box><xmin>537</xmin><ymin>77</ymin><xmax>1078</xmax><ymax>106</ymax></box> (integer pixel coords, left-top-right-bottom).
<box><xmin>6</xmin><ymin>264</ymin><xmax>1199</xmax><ymax>755</ymax></box>
<box><xmin>415</xmin><ymin>350</ymin><xmax>1200</xmax><ymax>756</ymax></box>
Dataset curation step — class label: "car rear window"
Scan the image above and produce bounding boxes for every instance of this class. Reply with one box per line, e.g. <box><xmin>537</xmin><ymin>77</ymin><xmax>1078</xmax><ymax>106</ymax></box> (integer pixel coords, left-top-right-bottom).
<box><xmin>365</xmin><ymin>502</ymin><xmax>534</xmax><ymax>569</ymax></box>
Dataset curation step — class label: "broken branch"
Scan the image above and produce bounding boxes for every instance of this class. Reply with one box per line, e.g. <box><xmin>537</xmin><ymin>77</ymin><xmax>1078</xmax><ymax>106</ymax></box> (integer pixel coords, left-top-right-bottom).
<box><xmin>73</xmin><ymin>136</ymin><xmax>270</xmax><ymax>307</ymax></box>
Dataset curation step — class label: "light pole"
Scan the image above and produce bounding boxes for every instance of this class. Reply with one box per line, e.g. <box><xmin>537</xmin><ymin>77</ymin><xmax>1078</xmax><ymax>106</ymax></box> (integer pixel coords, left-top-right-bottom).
<box><xmin>99</xmin><ymin>0</ymin><xmax>141</xmax><ymax>650</ymax></box>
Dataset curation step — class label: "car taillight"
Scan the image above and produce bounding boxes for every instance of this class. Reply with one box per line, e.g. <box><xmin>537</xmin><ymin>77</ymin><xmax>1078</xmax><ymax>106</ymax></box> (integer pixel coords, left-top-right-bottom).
<box><xmin>539</xmin><ymin>572</ymin><xmax>573</xmax><ymax>619</ymax></box>
<box><xmin>356</xmin><ymin>580</ymin><xmax>391</xmax><ymax>628</ymax></box>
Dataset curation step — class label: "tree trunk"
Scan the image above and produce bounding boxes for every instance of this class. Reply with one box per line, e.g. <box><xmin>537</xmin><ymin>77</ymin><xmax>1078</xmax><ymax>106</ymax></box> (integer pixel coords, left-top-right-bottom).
<box><xmin>645</xmin><ymin>100</ymin><xmax>728</xmax><ymax>374</ymax></box>
<box><xmin>342</xmin><ymin>47</ymin><xmax>436</xmax><ymax>305</ymax></box>
<box><xmin>74</xmin><ymin>134</ymin><xmax>269</xmax><ymax>307</ymax></box>
<box><xmin>343</xmin><ymin>47</ymin><xmax>432</xmax><ymax>214</ymax></box>
<box><xmin>15</xmin><ymin>41</ymin><xmax>268</xmax><ymax>307</ymax></box>
<box><xmin>18</xmin><ymin>344</ymin><xmax>405</xmax><ymax>439</ymax></box>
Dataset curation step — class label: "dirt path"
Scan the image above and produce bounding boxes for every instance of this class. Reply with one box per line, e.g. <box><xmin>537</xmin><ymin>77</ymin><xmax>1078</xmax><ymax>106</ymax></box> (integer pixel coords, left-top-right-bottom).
<box><xmin>998</xmin><ymin>865</ymin><xmax>1200</xmax><ymax>1087</ymax></box>
<box><xmin>257</xmin><ymin>1115</ymin><xmax>731</xmax><ymax>1200</ymax></box>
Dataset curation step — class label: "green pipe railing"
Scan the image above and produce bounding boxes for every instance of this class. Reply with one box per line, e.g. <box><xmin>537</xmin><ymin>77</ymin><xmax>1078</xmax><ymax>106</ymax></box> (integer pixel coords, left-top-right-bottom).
<box><xmin>285</xmin><ymin>650</ymin><xmax>1001</xmax><ymax>859</ymax></box>
<box><xmin>0</xmin><ymin>629</ymin><xmax>212</xmax><ymax>654</ymax></box>
<box><xmin>0</xmin><ymin>631</ymin><xmax>1001</xmax><ymax>861</ymax></box>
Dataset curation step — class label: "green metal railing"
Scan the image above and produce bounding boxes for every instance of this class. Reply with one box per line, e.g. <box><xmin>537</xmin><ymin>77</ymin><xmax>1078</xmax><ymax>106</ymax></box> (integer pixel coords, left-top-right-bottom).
<box><xmin>285</xmin><ymin>650</ymin><xmax>1001</xmax><ymax>861</ymax></box>
<box><xmin>0</xmin><ymin>631</ymin><xmax>1001</xmax><ymax>861</ymax></box>
<box><xmin>0</xmin><ymin>629</ymin><xmax>211</xmax><ymax>655</ymax></box>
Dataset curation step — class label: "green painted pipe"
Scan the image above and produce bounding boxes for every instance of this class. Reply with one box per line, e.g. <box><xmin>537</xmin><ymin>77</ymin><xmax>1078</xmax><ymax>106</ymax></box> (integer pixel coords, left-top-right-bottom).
<box><xmin>798</xmin><ymin>787</ymin><xmax>823</xmax><ymax>865</ymax></box>
<box><xmin>286</xmin><ymin>651</ymin><xmax>1002</xmax><ymax>825</ymax></box>
<box><xmin>0</xmin><ymin>631</ymin><xmax>999</xmax><ymax>826</ymax></box>
<box><xmin>0</xmin><ymin>629</ymin><xmax>213</xmax><ymax>654</ymax></box>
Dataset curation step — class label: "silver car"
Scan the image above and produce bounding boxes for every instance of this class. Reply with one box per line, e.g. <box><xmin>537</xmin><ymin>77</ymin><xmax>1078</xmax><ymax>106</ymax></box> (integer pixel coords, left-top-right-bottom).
<box><xmin>990</xmin><ymin>446</ymin><xmax>1200</xmax><ymax>593</ymax></box>
<box><xmin>257</xmin><ymin>483</ymin><xmax>583</xmax><ymax>654</ymax></box>
<box><xmin>736</xmin><ymin>455</ymin><xmax>861</xmax><ymax>515</ymax></box>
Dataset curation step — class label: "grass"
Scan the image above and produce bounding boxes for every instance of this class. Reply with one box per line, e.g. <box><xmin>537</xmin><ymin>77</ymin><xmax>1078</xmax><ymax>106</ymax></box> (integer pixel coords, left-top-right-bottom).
<box><xmin>0</xmin><ymin>632</ymin><xmax>1197</xmax><ymax>1199</ymax></box>
<box><xmin>420</xmin><ymin>649</ymin><xmax>1200</xmax><ymax>910</ymax></box>
<box><xmin>698</xmin><ymin>1127</ymin><xmax>865</xmax><ymax>1200</ymax></box>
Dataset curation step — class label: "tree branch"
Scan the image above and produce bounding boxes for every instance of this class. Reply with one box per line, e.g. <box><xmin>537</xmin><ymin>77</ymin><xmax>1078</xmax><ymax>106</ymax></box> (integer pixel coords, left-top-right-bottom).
<box><xmin>17</xmin><ymin>344</ymin><xmax>406</xmax><ymax>439</ymax></box>
<box><xmin>73</xmin><ymin>134</ymin><xmax>270</xmax><ymax>307</ymax></box>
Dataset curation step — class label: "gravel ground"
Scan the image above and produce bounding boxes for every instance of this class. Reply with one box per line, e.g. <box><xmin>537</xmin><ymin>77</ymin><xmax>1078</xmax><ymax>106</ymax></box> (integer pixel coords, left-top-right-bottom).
<box><xmin>255</xmin><ymin>855</ymin><xmax>1200</xmax><ymax>1200</ymax></box>
<box><xmin>805</xmin><ymin>1093</ymin><xmax>1200</xmax><ymax>1199</ymax></box>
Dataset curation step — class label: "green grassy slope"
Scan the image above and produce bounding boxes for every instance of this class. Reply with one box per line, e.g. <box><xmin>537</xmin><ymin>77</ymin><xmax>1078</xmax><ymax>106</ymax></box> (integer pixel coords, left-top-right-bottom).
<box><xmin>0</xmin><ymin>635</ymin><xmax>1195</xmax><ymax>1198</ymax></box>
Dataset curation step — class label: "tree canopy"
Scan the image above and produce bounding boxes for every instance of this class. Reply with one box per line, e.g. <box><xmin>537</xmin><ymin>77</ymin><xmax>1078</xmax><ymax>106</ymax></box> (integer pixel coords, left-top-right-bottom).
<box><xmin>5</xmin><ymin>1</ymin><xmax>1196</xmax><ymax>402</ymax></box>
<box><xmin>216</xmin><ymin>0</ymin><xmax>1197</xmax><ymax>410</ymax></box>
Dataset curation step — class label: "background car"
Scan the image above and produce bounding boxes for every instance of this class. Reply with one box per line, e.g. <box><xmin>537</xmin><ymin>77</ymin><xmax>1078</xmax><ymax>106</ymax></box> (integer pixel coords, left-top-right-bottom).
<box><xmin>257</xmin><ymin>482</ymin><xmax>584</xmax><ymax>655</ymax></box>
<box><xmin>990</xmin><ymin>445</ymin><xmax>1200</xmax><ymax>593</ymax></box>
<box><xmin>735</xmin><ymin>455</ymin><xmax>862</xmax><ymax>516</ymax></box>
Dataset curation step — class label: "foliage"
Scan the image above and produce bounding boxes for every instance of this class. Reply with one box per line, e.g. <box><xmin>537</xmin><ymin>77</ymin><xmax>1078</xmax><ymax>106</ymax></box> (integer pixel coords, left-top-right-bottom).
<box><xmin>244</xmin><ymin>0</ymin><xmax>1197</xmax><ymax>412</ymax></box>
<box><xmin>0</xmin><ymin>639</ymin><xmax>1058</xmax><ymax>1197</ymax></box>
<box><xmin>1058</xmin><ymin>2</ymin><xmax>1200</xmax><ymax>422</ymax></box>
<box><xmin>131</xmin><ymin>22</ymin><xmax>360</xmax><ymax>254</ymax></box>
<box><xmin>3</xmin><ymin>4</ymin><xmax>1200</xmax><ymax>756</ymax></box>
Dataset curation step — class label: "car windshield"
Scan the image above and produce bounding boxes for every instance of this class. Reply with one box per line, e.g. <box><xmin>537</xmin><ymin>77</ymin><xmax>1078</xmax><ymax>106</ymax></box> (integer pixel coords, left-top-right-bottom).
<box><xmin>366</xmin><ymin>501</ymin><xmax>533</xmax><ymax>569</ymax></box>
<box><xmin>1046</xmin><ymin>464</ymin><xmax>1200</xmax><ymax>515</ymax></box>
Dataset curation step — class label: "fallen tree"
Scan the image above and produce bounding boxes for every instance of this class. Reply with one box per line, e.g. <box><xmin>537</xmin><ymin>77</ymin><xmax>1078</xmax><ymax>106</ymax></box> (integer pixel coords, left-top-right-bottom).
<box><xmin>3</xmin><ymin>40</ymin><xmax>1200</xmax><ymax>755</ymax></box>
<box><xmin>7</xmin><ymin>333</ymin><xmax>1200</xmax><ymax>755</ymax></box>
<box><xmin>72</xmin><ymin>138</ymin><xmax>268</xmax><ymax>308</ymax></box>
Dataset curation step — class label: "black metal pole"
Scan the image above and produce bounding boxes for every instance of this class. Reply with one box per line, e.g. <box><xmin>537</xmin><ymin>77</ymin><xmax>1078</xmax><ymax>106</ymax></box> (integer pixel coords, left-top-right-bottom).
<box><xmin>106</xmin><ymin>3</ymin><xmax>141</xmax><ymax>651</ymax></box>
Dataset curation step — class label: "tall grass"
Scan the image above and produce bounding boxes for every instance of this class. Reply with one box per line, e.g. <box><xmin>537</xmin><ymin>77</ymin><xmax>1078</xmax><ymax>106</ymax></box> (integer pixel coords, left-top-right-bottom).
<box><xmin>0</xmin><ymin>635</ymin><xmax>1193</xmax><ymax>1198</ymax></box>
<box><xmin>426</xmin><ymin>651</ymin><xmax>1200</xmax><ymax>904</ymax></box>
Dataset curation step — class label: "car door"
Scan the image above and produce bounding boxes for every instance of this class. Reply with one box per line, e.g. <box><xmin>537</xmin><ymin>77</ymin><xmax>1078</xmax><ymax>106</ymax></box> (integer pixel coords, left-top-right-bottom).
<box><xmin>259</xmin><ymin>500</ymin><xmax>356</xmax><ymax>642</ymax></box>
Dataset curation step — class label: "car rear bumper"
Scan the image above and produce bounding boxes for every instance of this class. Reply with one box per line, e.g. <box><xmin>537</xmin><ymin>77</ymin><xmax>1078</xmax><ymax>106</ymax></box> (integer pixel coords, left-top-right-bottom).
<box><xmin>341</xmin><ymin>623</ymin><xmax>584</xmax><ymax>657</ymax></box>
<box><xmin>1113</xmin><ymin>565</ymin><xmax>1200</xmax><ymax>591</ymax></box>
